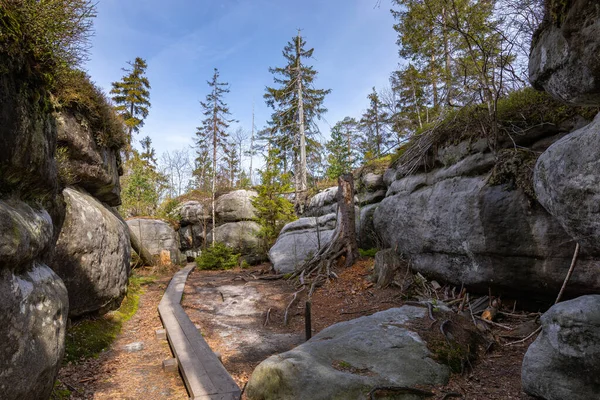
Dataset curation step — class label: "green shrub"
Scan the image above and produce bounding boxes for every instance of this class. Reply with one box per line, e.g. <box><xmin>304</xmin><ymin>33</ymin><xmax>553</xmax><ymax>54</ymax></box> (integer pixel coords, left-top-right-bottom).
<box><xmin>54</xmin><ymin>69</ymin><xmax>127</xmax><ymax>150</ymax></box>
<box><xmin>156</xmin><ymin>197</ymin><xmax>181</xmax><ymax>221</ymax></box>
<box><xmin>359</xmin><ymin>248</ymin><xmax>378</xmax><ymax>258</ymax></box>
<box><xmin>195</xmin><ymin>243</ymin><xmax>240</xmax><ymax>270</ymax></box>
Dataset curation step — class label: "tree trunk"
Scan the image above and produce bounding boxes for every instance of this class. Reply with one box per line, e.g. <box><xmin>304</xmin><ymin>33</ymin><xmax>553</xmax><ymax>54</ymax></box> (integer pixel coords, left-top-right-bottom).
<box><xmin>129</xmin><ymin>225</ymin><xmax>155</xmax><ymax>266</ymax></box>
<box><xmin>292</xmin><ymin>174</ymin><xmax>358</xmax><ymax>295</ymax></box>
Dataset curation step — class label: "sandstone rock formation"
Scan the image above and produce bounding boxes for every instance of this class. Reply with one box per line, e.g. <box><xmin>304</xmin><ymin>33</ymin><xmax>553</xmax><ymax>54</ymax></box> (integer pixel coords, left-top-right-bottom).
<box><xmin>529</xmin><ymin>0</ymin><xmax>600</xmax><ymax>105</ymax></box>
<box><xmin>522</xmin><ymin>295</ymin><xmax>600</xmax><ymax>399</ymax></box>
<box><xmin>56</xmin><ymin>112</ymin><xmax>122</xmax><ymax>206</ymax></box>
<box><xmin>269</xmin><ymin>213</ymin><xmax>337</xmax><ymax>274</ymax></box>
<box><xmin>215</xmin><ymin>189</ymin><xmax>257</xmax><ymax>222</ymax></box>
<box><xmin>0</xmin><ymin>66</ymin><xmax>68</xmax><ymax>399</ymax></box>
<box><xmin>246</xmin><ymin>306</ymin><xmax>450</xmax><ymax>400</ymax></box>
<box><xmin>374</xmin><ymin>132</ymin><xmax>600</xmax><ymax>299</ymax></box>
<box><xmin>52</xmin><ymin>188</ymin><xmax>130</xmax><ymax>317</ymax></box>
<box><xmin>209</xmin><ymin>221</ymin><xmax>262</xmax><ymax>255</ymax></box>
<box><xmin>534</xmin><ymin>114</ymin><xmax>600</xmax><ymax>253</ymax></box>
<box><xmin>127</xmin><ymin>218</ymin><xmax>183</xmax><ymax>264</ymax></box>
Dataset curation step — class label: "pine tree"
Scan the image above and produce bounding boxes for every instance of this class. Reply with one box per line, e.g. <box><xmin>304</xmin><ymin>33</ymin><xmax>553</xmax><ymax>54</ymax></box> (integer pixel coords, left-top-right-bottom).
<box><xmin>325</xmin><ymin>123</ymin><xmax>353</xmax><ymax>179</ymax></box>
<box><xmin>140</xmin><ymin>136</ymin><xmax>157</xmax><ymax>166</ymax></box>
<box><xmin>359</xmin><ymin>87</ymin><xmax>391</xmax><ymax>160</ymax></box>
<box><xmin>110</xmin><ymin>57</ymin><xmax>151</xmax><ymax>153</ymax></box>
<box><xmin>251</xmin><ymin>147</ymin><xmax>296</xmax><ymax>252</ymax></box>
<box><xmin>121</xmin><ymin>150</ymin><xmax>163</xmax><ymax>217</ymax></box>
<box><xmin>264</xmin><ymin>31</ymin><xmax>331</xmax><ymax>207</ymax></box>
<box><xmin>196</xmin><ymin>68</ymin><xmax>236</xmax><ymax>244</ymax></box>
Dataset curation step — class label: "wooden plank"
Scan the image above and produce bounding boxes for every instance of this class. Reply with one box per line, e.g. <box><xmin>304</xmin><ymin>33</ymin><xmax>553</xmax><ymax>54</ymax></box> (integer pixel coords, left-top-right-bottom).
<box><xmin>158</xmin><ymin>264</ymin><xmax>241</xmax><ymax>400</ymax></box>
<box><xmin>172</xmin><ymin>305</ymin><xmax>240</xmax><ymax>395</ymax></box>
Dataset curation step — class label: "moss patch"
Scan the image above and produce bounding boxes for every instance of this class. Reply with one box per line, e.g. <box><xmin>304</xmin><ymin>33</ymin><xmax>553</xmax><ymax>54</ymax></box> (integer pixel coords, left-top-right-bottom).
<box><xmin>489</xmin><ymin>149</ymin><xmax>539</xmax><ymax>199</ymax></box>
<box><xmin>63</xmin><ymin>273</ymin><xmax>156</xmax><ymax>364</ymax></box>
<box><xmin>410</xmin><ymin>311</ymin><xmax>486</xmax><ymax>375</ymax></box>
<box><xmin>392</xmin><ymin>87</ymin><xmax>597</xmax><ymax>174</ymax></box>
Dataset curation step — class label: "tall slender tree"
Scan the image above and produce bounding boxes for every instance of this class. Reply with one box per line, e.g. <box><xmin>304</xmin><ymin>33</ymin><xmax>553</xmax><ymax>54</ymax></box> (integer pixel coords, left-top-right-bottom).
<box><xmin>196</xmin><ymin>68</ymin><xmax>236</xmax><ymax>244</ymax></box>
<box><xmin>359</xmin><ymin>87</ymin><xmax>391</xmax><ymax>160</ymax></box>
<box><xmin>264</xmin><ymin>31</ymin><xmax>331</xmax><ymax>209</ymax></box>
<box><xmin>110</xmin><ymin>57</ymin><xmax>151</xmax><ymax>154</ymax></box>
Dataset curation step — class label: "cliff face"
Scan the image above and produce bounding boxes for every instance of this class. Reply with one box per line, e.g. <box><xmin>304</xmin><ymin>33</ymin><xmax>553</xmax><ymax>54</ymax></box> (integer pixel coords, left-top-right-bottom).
<box><xmin>51</xmin><ymin>110</ymin><xmax>130</xmax><ymax>318</ymax></box>
<box><xmin>0</xmin><ymin>57</ymin><xmax>69</xmax><ymax>400</ymax></box>
<box><xmin>530</xmin><ymin>0</ymin><xmax>600</xmax><ymax>254</ymax></box>
<box><xmin>0</xmin><ymin>61</ymin><xmax>130</xmax><ymax>397</ymax></box>
<box><xmin>372</xmin><ymin>90</ymin><xmax>599</xmax><ymax>300</ymax></box>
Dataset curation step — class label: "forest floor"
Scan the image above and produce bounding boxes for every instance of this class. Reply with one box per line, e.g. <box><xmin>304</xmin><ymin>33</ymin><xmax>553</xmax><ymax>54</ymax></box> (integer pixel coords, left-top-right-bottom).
<box><xmin>182</xmin><ymin>260</ymin><xmax>540</xmax><ymax>400</ymax></box>
<box><xmin>54</xmin><ymin>258</ymin><xmax>540</xmax><ymax>399</ymax></box>
<box><xmin>53</xmin><ymin>267</ymin><xmax>188</xmax><ymax>400</ymax></box>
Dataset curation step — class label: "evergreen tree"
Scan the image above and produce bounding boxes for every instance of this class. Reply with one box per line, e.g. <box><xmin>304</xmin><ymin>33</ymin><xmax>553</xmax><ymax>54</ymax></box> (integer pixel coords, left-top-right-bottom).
<box><xmin>264</xmin><ymin>31</ymin><xmax>331</xmax><ymax>206</ymax></box>
<box><xmin>251</xmin><ymin>148</ymin><xmax>296</xmax><ymax>252</ymax></box>
<box><xmin>223</xmin><ymin>140</ymin><xmax>240</xmax><ymax>188</ymax></box>
<box><xmin>359</xmin><ymin>87</ymin><xmax>391</xmax><ymax>160</ymax></box>
<box><xmin>325</xmin><ymin>123</ymin><xmax>353</xmax><ymax>179</ymax></box>
<box><xmin>196</xmin><ymin>68</ymin><xmax>236</xmax><ymax>244</ymax></box>
<box><xmin>120</xmin><ymin>150</ymin><xmax>163</xmax><ymax>217</ymax></box>
<box><xmin>140</xmin><ymin>136</ymin><xmax>157</xmax><ymax>166</ymax></box>
<box><xmin>110</xmin><ymin>57</ymin><xmax>151</xmax><ymax>153</ymax></box>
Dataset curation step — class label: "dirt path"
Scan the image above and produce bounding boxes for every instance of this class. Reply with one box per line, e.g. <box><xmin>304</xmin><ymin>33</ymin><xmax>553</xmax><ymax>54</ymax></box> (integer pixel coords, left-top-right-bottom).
<box><xmin>57</xmin><ymin>271</ymin><xmax>188</xmax><ymax>400</ymax></box>
<box><xmin>182</xmin><ymin>265</ymin><xmax>305</xmax><ymax>388</ymax></box>
<box><xmin>182</xmin><ymin>261</ymin><xmax>538</xmax><ymax>400</ymax></box>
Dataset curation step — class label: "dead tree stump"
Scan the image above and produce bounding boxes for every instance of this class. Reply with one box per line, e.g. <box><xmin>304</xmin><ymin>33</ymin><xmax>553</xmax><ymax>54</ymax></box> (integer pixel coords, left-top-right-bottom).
<box><xmin>292</xmin><ymin>174</ymin><xmax>359</xmax><ymax>295</ymax></box>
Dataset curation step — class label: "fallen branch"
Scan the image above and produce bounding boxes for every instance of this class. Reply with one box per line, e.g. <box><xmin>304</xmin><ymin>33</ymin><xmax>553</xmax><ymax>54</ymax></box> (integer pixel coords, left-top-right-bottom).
<box><xmin>555</xmin><ymin>243</ymin><xmax>580</xmax><ymax>304</ymax></box>
<box><xmin>284</xmin><ymin>288</ymin><xmax>305</xmax><ymax>325</ymax></box>
<box><xmin>504</xmin><ymin>326</ymin><xmax>542</xmax><ymax>346</ymax></box>
<box><xmin>264</xmin><ymin>308</ymin><xmax>271</xmax><ymax>327</ymax></box>
<box><xmin>475</xmin><ymin>316</ymin><xmax>513</xmax><ymax>331</ymax></box>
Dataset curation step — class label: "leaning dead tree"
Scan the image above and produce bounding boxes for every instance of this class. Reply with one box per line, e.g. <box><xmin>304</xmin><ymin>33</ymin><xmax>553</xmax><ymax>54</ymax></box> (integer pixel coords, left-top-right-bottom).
<box><xmin>128</xmin><ymin>225</ymin><xmax>155</xmax><ymax>267</ymax></box>
<box><xmin>291</xmin><ymin>173</ymin><xmax>359</xmax><ymax>296</ymax></box>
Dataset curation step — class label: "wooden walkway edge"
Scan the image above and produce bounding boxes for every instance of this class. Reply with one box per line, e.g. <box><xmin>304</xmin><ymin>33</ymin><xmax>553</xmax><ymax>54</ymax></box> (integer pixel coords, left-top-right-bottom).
<box><xmin>158</xmin><ymin>264</ymin><xmax>241</xmax><ymax>400</ymax></box>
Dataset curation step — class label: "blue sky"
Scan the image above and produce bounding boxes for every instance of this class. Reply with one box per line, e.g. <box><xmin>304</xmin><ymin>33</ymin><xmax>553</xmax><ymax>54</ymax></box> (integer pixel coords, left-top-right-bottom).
<box><xmin>85</xmin><ymin>0</ymin><xmax>401</xmax><ymax>161</ymax></box>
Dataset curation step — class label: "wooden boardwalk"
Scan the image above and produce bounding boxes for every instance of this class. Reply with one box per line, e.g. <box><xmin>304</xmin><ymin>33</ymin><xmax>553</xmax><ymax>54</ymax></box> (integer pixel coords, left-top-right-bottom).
<box><xmin>158</xmin><ymin>264</ymin><xmax>241</xmax><ymax>400</ymax></box>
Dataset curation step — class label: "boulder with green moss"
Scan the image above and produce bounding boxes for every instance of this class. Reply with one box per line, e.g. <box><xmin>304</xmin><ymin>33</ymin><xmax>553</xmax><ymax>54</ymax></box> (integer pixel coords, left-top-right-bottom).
<box><xmin>55</xmin><ymin>112</ymin><xmax>123</xmax><ymax>206</ymax></box>
<box><xmin>246</xmin><ymin>306</ymin><xmax>449</xmax><ymax>400</ymax></box>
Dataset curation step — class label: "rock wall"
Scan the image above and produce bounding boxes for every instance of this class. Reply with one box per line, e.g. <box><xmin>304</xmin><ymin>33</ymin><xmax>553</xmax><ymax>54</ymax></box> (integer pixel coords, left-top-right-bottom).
<box><xmin>177</xmin><ymin>190</ymin><xmax>264</xmax><ymax>261</ymax></box>
<box><xmin>529</xmin><ymin>0</ymin><xmax>600</xmax><ymax>105</ymax></box>
<box><xmin>374</xmin><ymin>125</ymin><xmax>600</xmax><ymax>299</ymax></box>
<box><xmin>269</xmin><ymin>213</ymin><xmax>337</xmax><ymax>274</ymax></box>
<box><xmin>0</xmin><ymin>61</ymin><xmax>69</xmax><ymax>400</ymax></box>
<box><xmin>530</xmin><ymin>0</ymin><xmax>600</xmax><ymax>254</ymax></box>
<box><xmin>56</xmin><ymin>112</ymin><xmax>123</xmax><ymax>206</ymax></box>
<box><xmin>127</xmin><ymin>218</ymin><xmax>183</xmax><ymax>264</ymax></box>
<box><xmin>53</xmin><ymin>188</ymin><xmax>130</xmax><ymax>317</ymax></box>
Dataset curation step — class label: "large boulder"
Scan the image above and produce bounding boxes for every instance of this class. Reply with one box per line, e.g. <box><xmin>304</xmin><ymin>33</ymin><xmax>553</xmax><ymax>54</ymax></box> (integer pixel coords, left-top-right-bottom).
<box><xmin>357</xmin><ymin>203</ymin><xmax>380</xmax><ymax>249</ymax></box>
<box><xmin>246</xmin><ymin>306</ymin><xmax>450</xmax><ymax>400</ymax></box>
<box><xmin>56</xmin><ymin>112</ymin><xmax>122</xmax><ymax>206</ymax></box>
<box><xmin>529</xmin><ymin>0</ymin><xmax>600</xmax><ymax>105</ymax></box>
<box><xmin>0</xmin><ymin>265</ymin><xmax>68</xmax><ymax>400</ymax></box>
<box><xmin>52</xmin><ymin>188</ymin><xmax>130</xmax><ymax>317</ymax></box>
<box><xmin>303</xmin><ymin>186</ymin><xmax>338</xmax><ymax>217</ymax></box>
<box><xmin>534</xmin><ymin>114</ymin><xmax>600</xmax><ymax>253</ymax></box>
<box><xmin>177</xmin><ymin>200</ymin><xmax>210</xmax><ymax>226</ymax></box>
<box><xmin>127</xmin><ymin>218</ymin><xmax>183</xmax><ymax>264</ymax></box>
<box><xmin>374</xmin><ymin>152</ymin><xmax>600</xmax><ymax>299</ymax></box>
<box><xmin>269</xmin><ymin>213</ymin><xmax>337</xmax><ymax>274</ymax></box>
<box><xmin>522</xmin><ymin>295</ymin><xmax>600</xmax><ymax>399</ymax></box>
<box><xmin>0</xmin><ymin>200</ymin><xmax>69</xmax><ymax>400</ymax></box>
<box><xmin>215</xmin><ymin>190</ymin><xmax>257</xmax><ymax>223</ymax></box>
<box><xmin>209</xmin><ymin>221</ymin><xmax>262</xmax><ymax>255</ymax></box>
<box><xmin>0</xmin><ymin>60</ymin><xmax>67</xmax><ymax>399</ymax></box>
